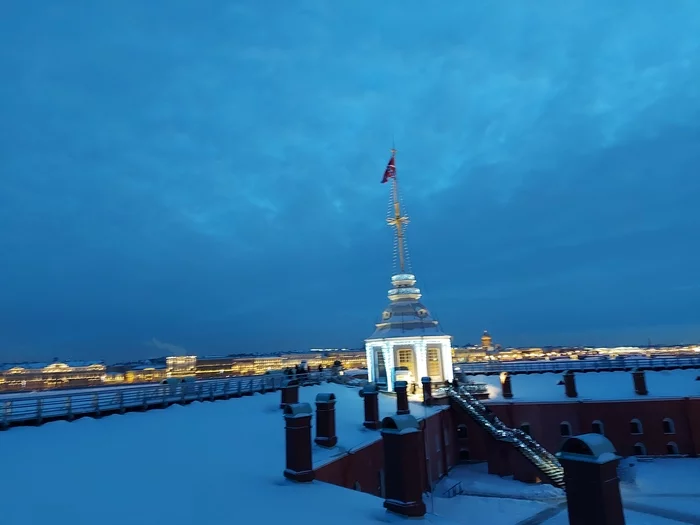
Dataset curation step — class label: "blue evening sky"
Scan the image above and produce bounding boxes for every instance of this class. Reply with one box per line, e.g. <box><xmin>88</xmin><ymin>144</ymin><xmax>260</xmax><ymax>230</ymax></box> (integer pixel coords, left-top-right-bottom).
<box><xmin>1</xmin><ymin>2</ymin><xmax>700</xmax><ymax>362</ymax></box>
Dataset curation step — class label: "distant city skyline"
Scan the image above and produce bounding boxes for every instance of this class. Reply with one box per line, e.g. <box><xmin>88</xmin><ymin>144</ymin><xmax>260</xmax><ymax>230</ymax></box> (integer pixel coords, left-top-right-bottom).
<box><xmin>2</xmin><ymin>2</ymin><xmax>700</xmax><ymax>363</ymax></box>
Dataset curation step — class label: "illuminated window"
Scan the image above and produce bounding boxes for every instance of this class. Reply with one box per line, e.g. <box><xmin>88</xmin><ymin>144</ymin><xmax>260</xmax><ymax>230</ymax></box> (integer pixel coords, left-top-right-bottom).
<box><xmin>397</xmin><ymin>349</ymin><xmax>413</xmax><ymax>366</ymax></box>
<box><xmin>396</xmin><ymin>348</ymin><xmax>416</xmax><ymax>380</ymax></box>
<box><xmin>662</xmin><ymin>418</ymin><xmax>675</xmax><ymax>435</ymax></box>
<box><xmin>630</xmin><ymin>419</ymin><xmax>643</xmax><ymax>435</ymax></box>
<box><xmin>427</xmin><ymin>347</ymin><xmax>441</xmax><ymax>379</ymax></box>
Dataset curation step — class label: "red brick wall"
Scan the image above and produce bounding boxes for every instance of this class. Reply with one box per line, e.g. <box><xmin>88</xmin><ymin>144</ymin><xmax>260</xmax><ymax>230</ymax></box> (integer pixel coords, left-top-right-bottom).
<box><xmin>450</xmin><ymin>397</ymin><xmax>490</xmax><ymax>461</ymax></box>
<box><xmin>314</xmin><ymin>440</ymin><xmax>385</xmax><ymax>495</ymax></box>
<box><xmin>479</xmin><ymin>398</ymin><xmax>699</xmax><ymax>458</ymax></box>
<box><xmin>422</xmin><ymin>408</ymin><xmax>459</xmax><ymax>487</ymax></box>
<box><xmin>314</xmin><ymin>408</ymin><xmax>457</xmax><ymax>497</ymax></box>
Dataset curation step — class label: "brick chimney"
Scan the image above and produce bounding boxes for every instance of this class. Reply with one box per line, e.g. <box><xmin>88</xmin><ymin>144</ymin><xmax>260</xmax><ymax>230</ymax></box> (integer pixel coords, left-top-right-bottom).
<box><xmin>280</xmin><ymin>378</ymin><xmax>299</xmax><ymax>409</ymax></box>
<box><xmin>632</xmin><ymin>369</ymin><xmax>648</xmax><ymax>396</ymax></box>
<box><xmin>381</xmin><ymin>415</ymin><xmax>426</xmax><ymax>517</ymax></box>
<box><xmin>421</xmin><ymin>376</ymin><xmax>432</xmax><ymax>405</ymax></box>
<box><xmin>557</xmin><ymin>434</ymin><xmax>624</xmax><ymax>525</ymax></box>
<box><xmin>283</xmin><ymin>402</ymin><xmax>315</xmax><ymax>483</ymax></box>
<box><xmin>563</xmin><ymin>370</ymin><xmax>578</xmax><ymax>398</ymax></box>
<box><xmin>394</xmin><ymin>380</ymin><xmax>410</xmax><ymax>415</ymax></box>
<box><xmin>359</xmin><ymin>383</ymin><xmax>381</xmax><ymax>430</ymax></box>
<box><xmin>314</xmin><ymin>393</ymin><xmax>337</xmax><ymax>448</ymax></box>
<box><xmin>500</xmin><ymin>372</ymin><xmax>513</xmax><ymax>399</ymax></box>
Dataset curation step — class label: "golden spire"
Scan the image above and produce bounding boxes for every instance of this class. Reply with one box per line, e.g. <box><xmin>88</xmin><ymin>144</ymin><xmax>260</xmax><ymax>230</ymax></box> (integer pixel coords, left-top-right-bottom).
<box><xmin>385</xmin><ymin>147</ymin><xmax>410</xmax><ymax>273</ymax></box>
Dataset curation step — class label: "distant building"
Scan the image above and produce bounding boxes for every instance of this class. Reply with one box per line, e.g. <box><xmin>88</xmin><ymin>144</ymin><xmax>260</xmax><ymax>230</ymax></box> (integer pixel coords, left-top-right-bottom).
<box><xmin>481</xmin><ymin>330</ymin><xmax>493</xmax><ymax>350</ymax></box>
<box><xmin>0</xmin><ymin>360</ymin><xmax>106</xmax><ymax>392</ymax></box>
<box><xmin>166</xmin><ymin>355</ymin><xmax>196</xmax><ymax>377</ymax></box>
<box><xmin>125</xmin><ymin>364</ymin><xmax>167</xmax><ymax>383</ymax></box>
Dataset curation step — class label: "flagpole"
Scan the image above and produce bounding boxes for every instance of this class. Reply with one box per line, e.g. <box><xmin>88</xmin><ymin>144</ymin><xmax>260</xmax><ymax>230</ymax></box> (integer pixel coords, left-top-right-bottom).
<box><xmin>384</xmin><ymin>146</ymin><xmax>409</xmax><ymax>274</ymax></box>
<box><xmin>390</xmin><ymin>148</ymin><xmax>407</xmax><ymax>274</ymax></box>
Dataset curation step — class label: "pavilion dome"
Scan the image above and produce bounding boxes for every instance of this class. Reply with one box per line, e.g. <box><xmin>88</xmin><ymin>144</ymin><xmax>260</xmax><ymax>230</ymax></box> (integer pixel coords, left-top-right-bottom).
<box><xmin>367</xmin><ymin>274</ymin><xmax>446</xmax><ymax>339</ymax></box>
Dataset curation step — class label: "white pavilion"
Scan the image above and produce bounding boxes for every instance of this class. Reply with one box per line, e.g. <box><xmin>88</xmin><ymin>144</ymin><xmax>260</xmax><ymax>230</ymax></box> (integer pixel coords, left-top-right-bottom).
<box><xmin>365</xmin><ymin>150</ymin><xmax>453</xmax><ymax>392</ymax></box>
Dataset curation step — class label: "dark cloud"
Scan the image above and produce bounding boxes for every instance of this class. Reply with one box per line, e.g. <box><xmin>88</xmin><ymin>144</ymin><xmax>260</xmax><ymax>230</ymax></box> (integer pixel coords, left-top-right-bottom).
<box><xmin>1</xmin><ymin>2</ymin><xmax>700</xmax><ymax>361</ymax></box>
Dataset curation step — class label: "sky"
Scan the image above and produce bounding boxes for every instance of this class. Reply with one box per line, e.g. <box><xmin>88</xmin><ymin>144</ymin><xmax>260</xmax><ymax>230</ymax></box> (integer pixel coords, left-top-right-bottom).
<box><xmin>1</xmin><ymin>1</ymin><xmax>700</xmax><ymax>363</ymax></box>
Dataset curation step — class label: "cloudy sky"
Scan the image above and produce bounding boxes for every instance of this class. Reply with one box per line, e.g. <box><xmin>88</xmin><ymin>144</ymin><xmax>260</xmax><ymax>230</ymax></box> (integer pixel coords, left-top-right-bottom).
<box><xmin>1</xmin><ymin>1</ymin><xmax>700</xmax><ymax>362</ymax></box>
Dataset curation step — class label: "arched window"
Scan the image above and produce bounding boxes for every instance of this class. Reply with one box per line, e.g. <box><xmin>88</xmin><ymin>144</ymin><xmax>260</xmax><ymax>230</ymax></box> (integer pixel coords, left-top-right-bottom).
<box><xmin>560</xmin><ymin>421</ymin><xmax>572</xmax><ymax>437</ymax></box>
<box><xmin>353</xmin><ymin>481</ymin><xmax>361</xmax><ymax>491</ymax></box>
<box><xmin>633</xmin><ymin>443</ymin><xmax>646</xmax><ymax>456</ymax></box>
<box><xmin>630</xmin><ymin>418</ymin><xmax>643</xmax><ymax>435</ymax></box>
<box><xmin>662</xmin><ymin>418</ymin><xmax>675</xmax><ymax>435</ymax></box>
<box><xmin>591</xmin><ymin>420</ymin><xmax>604</xmax><ymax>435</ymax></box>
<box><xmin>456</xmin><ymin>424</ymin><xmax>468</xmax><ymax>439</ymax></box>
<box><xmin>666</xmin><ymin>442</ymin><xmax>679</xmax><ymax>455</ymax></box>
<box><xmin>520</xmin><ymin>423</ymin><xmax>531</xmax><ymax>436</ymax></box>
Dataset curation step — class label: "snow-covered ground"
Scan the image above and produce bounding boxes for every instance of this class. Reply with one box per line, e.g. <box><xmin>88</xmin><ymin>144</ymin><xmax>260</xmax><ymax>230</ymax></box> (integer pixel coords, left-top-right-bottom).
<box><xmin>0</xmin><ymin>383</ymin><xmax>455</xmax><ymax>525</ymax></box>
<box><xmin>435</xmin><ymin>463</ymin><xmax>565</xmax><ymax>500</ymax></box>
<box><xmin>542</xmin><ymin>509</ymin><xmax>690</xmax><ymax>525</ymax></box>
<box><xmin>1</xmin><ymin>382</ymin><xmax>697</xmax><ymax>525</ymax></box>
<box><xmin>620</xmin><ymin>457</ymin><xmax>700</xmax><ymax>522</ymax></box>
<box><xmin>428</xmin><ymin>458</ymin><xmax>700</xmax><ymax>524</ymax></box>
<box><xmin>428</xmin><ymin>494</ymin><xmax>551</xmax><ymax>525</ymax></box>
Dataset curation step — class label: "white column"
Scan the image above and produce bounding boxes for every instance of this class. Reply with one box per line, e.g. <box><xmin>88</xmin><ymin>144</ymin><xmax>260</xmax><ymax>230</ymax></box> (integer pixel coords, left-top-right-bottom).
<box><xmin>415</xmin><ymin>339</ymin><xmax>428</xmax><ymax>382</ymax></box>
<box><xmin>382</xmin><ymin>342</ymin><xmax>395</xmax><ymax>392</ymax></box>
<box><xmin>365</xmin><ymin>343</ymin><xmax>374</xmax><ymax>383</ymax></box>
<box><xmin>441</xmin><ymin>338</ymin><xmax>454</xmax><ymax>382</ymax></box>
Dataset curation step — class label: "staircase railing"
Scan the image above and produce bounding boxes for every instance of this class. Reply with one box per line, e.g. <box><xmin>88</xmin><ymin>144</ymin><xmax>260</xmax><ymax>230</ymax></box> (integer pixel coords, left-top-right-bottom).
<box><xmin>448</xmin><ymin>387</ymin><xmax>565</xmax><ymax>488</ymax></box>
<box><xmin>442</xmin><ymin>481</ymin><xmax>464</xmax><ymax>498</ymax></box>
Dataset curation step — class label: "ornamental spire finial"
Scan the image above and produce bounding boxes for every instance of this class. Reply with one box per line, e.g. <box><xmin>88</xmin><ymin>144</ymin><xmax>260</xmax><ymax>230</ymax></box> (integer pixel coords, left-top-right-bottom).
<box><xmin>380</xmin><ymin>148</ymin><xmax>410</xmax><ymax>273</ymax></box>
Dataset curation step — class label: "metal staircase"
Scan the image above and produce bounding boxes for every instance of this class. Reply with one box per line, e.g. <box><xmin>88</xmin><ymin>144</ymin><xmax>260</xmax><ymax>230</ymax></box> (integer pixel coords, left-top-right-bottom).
<box><xmin>449</xmin><ymin>387</ymin><xmax>565</xmax><ymax>489</ymax></box>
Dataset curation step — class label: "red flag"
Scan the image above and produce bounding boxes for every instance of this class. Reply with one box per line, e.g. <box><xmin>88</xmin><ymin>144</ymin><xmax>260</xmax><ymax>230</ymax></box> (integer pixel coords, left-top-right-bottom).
<box><xmin>381</xmin><ymin>154</ymin><xmax>396</xmax><ymax>183</ymax></box>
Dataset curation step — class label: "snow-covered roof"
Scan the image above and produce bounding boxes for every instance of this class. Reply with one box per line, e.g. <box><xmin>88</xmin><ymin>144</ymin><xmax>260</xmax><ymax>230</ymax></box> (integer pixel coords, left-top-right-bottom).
<box><xmin>0</xmin><ymin>382</ymin><xmax>452</xmax><ymax>525</ymax></box>
<box><xmin>313</xmin><ymin>386</ymin><xmax>446</xmax><ymax>467</ymax></box>
<box><xmin>465</xmin><ymin>369</ymin><xmax>700</xmax><ymax>403</ymax></box>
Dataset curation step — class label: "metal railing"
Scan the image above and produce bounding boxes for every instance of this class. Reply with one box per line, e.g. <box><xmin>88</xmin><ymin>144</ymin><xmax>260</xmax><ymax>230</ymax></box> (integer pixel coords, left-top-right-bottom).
<box><xmin>458</xmin><ymin>356</ymin><xmax>700</xmax><ymax>375</ymax></box>
<box><xmin>442</xmin><ymin>481</ymin><xmax>463</xmax><ymax>498</ymax></box>
<box><xmin>449</xmin><ymin>387</ymin><xmax>565</xmax><ymax>488</ymax></box>
<box><xmin>0</xmin><ymin>371</ymin><xmax>330</xmax><ymax>428</ymax></box>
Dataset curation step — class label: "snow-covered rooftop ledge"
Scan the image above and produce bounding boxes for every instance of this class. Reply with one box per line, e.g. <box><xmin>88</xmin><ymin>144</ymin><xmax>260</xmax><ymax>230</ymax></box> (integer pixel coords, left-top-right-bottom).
<box><xmin>312</xmin><ymin>386</ymin><xmax>448</xmax><ymax>469</ymax></box>
<box><xmin>464</xmin><ymin>369</ymin><xmax>700</xmax><ymax>403</ymax></box>
<box><xmin>485</xmin><ymin>396</ymin><xmax>697</xmax><ymax>405</ymax></box>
